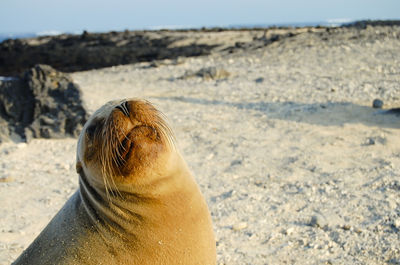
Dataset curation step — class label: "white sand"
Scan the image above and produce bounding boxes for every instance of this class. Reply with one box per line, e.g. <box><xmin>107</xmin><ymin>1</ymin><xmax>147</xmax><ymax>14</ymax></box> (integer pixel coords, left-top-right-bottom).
<box><xmin>1</xmin><ymin>27</ymin><xmax>400</xmax><ymax>264</ymax></box>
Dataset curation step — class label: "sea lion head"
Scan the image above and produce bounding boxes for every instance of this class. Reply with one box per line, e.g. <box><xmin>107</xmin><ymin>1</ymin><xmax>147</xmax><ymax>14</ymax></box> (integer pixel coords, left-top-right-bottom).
<box><xmin>76</xmin><ymin>99</ymin><xmax>174</xmax><ymax>195</ymax></box>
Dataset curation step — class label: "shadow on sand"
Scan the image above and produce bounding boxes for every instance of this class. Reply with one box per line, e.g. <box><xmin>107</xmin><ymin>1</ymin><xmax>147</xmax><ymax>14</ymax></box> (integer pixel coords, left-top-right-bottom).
<box><xmin>155</xmin><ymin>96</ymin><xmax>400</xmax><ymax>129</ymax></box>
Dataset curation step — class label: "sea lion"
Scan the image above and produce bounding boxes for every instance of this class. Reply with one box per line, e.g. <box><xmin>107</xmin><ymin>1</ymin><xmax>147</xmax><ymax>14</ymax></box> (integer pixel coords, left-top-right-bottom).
<box><xmin>13</xmin><ymin>99</ymin><xmax>216</xmax><ymax>265</ymax></box>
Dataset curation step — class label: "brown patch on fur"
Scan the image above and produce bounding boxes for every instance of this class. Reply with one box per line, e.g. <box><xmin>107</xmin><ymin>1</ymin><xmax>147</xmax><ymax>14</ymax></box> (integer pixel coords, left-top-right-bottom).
<box><xmin>82</xmin><ymin>100</ymin><xmax>174</xmax><ymax>194</ymax></box>
<box><xmin>117</xmin><ymin>125</ymin><xmax>165</xmax><ymax>177</ymax></box>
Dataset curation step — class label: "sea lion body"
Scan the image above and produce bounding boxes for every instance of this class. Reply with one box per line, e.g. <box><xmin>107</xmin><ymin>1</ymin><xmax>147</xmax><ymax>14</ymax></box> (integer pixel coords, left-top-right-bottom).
<box><xmin>13</xmin><ymin>99</ymin><xmax>216</xmax><ymax>265</ymax></box>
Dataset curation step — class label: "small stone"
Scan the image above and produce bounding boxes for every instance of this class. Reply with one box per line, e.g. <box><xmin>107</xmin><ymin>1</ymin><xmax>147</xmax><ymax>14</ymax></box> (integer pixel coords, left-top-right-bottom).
<box><xmin>298</xmin><ymin>239</ymin><xmax>307</xmax><ymax>246</ymax></box>
<box><xmin>394</xmin><ymin>219</ymin><xmax>400</xmax><ymax>229</ymax></box>
<box><xmin>230</xmin><ymin>159</ymin><xmax>242</xmax><ymax>166</ymax></box>
<box><xmin>16</xmin><ymin>143</ymin><xmax>27</xmax><ymax>149</ymax></box>
<box><xmin>255</xmin><ymin>77</ymin><xmax>264</xmax><ymax>83</ymax></box>
<box><xmin>366</xmin><ymin>138</ymin><xmax>375</xmax><ymax>145</ymax></box>
<box><xmin>310</xmin><ymin>214</ymin><xmax>328</xmax><ymax>228</ymax></box>
<box><xmin>372</xmin><ymin>99</ymin><xmax>384</xmax><ymax>109</ymax></box>
<box><xmin>342</xmin><ymin>225</ymin><xmax>351</xmax><ymax>230</ymax></box>
<box><xmin>56</xmin><ymin>163</ymin><xmax>70</xmax><ymax>170</ymax></box>
<box><xmin>232</xmin><ymin>222</ymin><xmax>248</xmax><ymax>231</ymax></box>
<box><xmin>285</xmin><ymin>227</ymin><xmax>295</xmax><ymax>235</ymax></box>
<box><xmin>387</xmin><ymin>196</ymin><xmax>397</xmax><ymax>209</ymax></box>
<box><xmin>206</xmin><ymin>153</ymin><xmax>214</xmax><ymax>160</ymax></box>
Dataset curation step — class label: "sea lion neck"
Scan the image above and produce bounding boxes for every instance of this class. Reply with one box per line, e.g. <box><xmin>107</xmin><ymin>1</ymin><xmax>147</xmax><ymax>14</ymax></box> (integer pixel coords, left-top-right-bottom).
<box><xmin>78</xmin><ymin>150</ymin><xmax>196</xmax><ymax>238</ymax></box>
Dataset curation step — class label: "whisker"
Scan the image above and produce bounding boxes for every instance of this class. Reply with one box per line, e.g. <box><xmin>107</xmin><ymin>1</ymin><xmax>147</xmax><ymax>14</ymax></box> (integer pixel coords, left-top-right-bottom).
<box><xmin>102</xmin><ymin>127</ymin><xmax>113</xmax><ymax>201</ymax></box>
<box><xmin>106</xmin><ymin>120</ymin><xmax>123</xmax><ymax>198</ymax></box>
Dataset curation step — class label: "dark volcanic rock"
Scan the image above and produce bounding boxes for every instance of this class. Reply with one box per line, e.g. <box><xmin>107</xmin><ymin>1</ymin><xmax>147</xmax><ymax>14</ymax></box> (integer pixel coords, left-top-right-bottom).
<box><xmin>0</xmin><ymin>31</ymin><xmax>218</xmax><ymax>76</ymax></box>
<box><xmin>372</xmin><ymin>99</ymin><xmax>384</xmax><ymax>109</ymax></box>
<box><xmin>0</xmin><ymin>64</ymin><xmax>88</xmax><ymax>142</ymax></box>
<box><xmin>0</xmin><ymin>20</ymin><xmax>398</xmax><ymax>76</ymax></box>
<box><xmin>344</xmin><ymin>20</ymin><xmax>400</xmax><ymax>29</ymax></box>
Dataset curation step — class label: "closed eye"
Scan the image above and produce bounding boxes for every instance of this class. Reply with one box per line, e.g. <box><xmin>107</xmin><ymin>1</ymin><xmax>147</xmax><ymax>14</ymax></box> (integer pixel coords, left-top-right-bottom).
<box><xmin>85</xmin><ymin>118</ymin><xmax>104</xmax><ymax>140</ymax></box>
<box><xmin>86</xmin><ymin>124</ymin><xmax>96</xmax><ymax>138</ymax></box>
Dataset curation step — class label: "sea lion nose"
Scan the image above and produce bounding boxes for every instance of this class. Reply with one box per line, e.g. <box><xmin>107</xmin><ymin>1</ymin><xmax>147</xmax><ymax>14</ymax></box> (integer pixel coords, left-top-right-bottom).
<box><xmin>115</xmin><ymin>101</ymin><xmax>130</xmax><ymax>117</ymax></box>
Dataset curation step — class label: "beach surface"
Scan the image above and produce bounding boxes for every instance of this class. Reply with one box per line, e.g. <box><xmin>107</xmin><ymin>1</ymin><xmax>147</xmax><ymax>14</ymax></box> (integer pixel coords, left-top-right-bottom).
<box><xmin>1</xmin><ymin>25</ymin><xmax>400</xmax><ymax>264</ymax></box>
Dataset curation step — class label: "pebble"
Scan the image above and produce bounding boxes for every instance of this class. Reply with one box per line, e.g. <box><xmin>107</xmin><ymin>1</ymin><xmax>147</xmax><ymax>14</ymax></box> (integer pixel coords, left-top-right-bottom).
<box><xmin>298</xmin><ymin>239</ymin><xmax>308</xmax><ymax>246</ymax></box>
<box><xmin>232</xmin><ymin>222</ymin><xmax>248</xmax><ymax>231</ymax></box>
<box><xmin>16</xmin><ymin>143</ymin><xmax>27</xmax><ymax>149</ymax></box>
<box><xmin>365</xmin><ymin>138</ymin><xmax>375</xmax><ymax>145</ymax></box>
<box><xmin>310</xmin><ymin>214</ymin><xmax>328</xmax><ymax>229</ymax></box>
<box><xmin>285</xmin><ymin>227</ymin><xmax>295</xmax><ymax>235</ymax></box>
<box><xmin>394</xmin><ymin>219</ymin><xmax>400</xmax><ymax>229</ymax></box>
<box><xmin>372</xmin><ymin>99</ymin><xmax>383</xmax><ymax>108</ymax></box>
<box><xmin>206</xmin><ymin>153</ymin><xmax>215</xmax><ymax>160</ymax></box>
<box><xmin>342</xmin><ymin>225</ymin><xmax>351</xmax><ymax>231</ymax></box>
<box><xmin>255</xmin><ymin>77</ymin><xmax>264</xmax><ymax>83</ymax></box>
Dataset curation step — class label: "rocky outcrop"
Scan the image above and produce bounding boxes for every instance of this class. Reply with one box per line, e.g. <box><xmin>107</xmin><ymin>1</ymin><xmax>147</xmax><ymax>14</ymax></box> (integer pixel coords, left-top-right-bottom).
<box><xmin>0</xmin><ymin>20</ymin><xmax>398</xmax><ymax>77</ymax></box>
<box><xmin>0</xmin><ymin>65</ymin><xmax>88</xmax><ymax>142</ymax></box>
<box><xmin>343</xmin><ymin>20</ymin><xmax>400</xmax><ymax>28</ymax></box>
<box><xmin>0</xmin><ymin>28</ymin><xmax>306</xmax><ymax>76</ymax></box>
<box><xmin>0</xmin><ymin>31</ymin><xmax>219</xmax><ymax>76</ymax></box>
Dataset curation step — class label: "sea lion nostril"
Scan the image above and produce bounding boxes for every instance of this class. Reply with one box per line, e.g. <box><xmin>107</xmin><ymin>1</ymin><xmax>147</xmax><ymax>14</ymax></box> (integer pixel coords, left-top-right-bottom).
<box><xmin>115</xmin><ymin>105</ymin><xmax>124</xmax><ymax>112</ymax></box>
<box><xmin>122</xmin><ymin>101</ymin><xmax>130</xmax><ymax>113</ymax></box>
<box><xmin>115</xmin><ymin>102</ymin><xmax>130</xmax><ymax>117</ymax></box>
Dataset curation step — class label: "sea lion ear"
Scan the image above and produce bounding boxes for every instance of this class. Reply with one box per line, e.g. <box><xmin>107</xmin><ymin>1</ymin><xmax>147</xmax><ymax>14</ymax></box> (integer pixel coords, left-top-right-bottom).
<box><xmin>76</xmin><ymin>161</ymin><xmax>83</xmax><ymax>174</ymax></box>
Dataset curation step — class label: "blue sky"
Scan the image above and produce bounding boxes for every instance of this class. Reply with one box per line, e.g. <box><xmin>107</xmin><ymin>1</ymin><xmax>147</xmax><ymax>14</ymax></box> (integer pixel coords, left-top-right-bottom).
<box><xmin>1</xmin><ymin>0</ymin><xmax>399</xmax><ymax>34</ymax></box>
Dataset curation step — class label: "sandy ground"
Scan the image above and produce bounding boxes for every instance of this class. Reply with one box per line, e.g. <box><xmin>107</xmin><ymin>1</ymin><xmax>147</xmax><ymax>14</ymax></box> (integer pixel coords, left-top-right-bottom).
<box><xmin>1</xmin><ymin>26</ymin><xmax>400</xmax><ymax>264</ymax></box>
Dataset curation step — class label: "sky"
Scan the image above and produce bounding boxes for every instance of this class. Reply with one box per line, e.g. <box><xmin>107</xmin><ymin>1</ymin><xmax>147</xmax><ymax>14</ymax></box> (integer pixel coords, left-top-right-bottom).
<box><xmin>0</xmin><ymin>0</ymin><xmax>399</xmax><ymax>34</ymax></box>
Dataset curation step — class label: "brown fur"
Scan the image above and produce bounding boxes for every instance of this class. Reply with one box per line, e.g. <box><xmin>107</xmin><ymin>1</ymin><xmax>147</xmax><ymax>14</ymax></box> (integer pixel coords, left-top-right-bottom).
<box><xmin>13</xmin><ymin>99</ymin><xmax>216</xmax><ymax>265</ymax></box>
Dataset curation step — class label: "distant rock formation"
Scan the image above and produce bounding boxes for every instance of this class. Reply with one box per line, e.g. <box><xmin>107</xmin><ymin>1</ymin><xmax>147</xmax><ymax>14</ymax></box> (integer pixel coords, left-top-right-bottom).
<box><xmin>0</xmin><ymin>31</ymin><xmax>218</xmax><ymax>76</ymax></box>
<box><xmin>343</xmin><ymin>20</ymin><xmax>400</xmax><ymax>28</ymax></box>
<box><xmin>0</xmin><ymin>28</ymin><xmax>306</xmax><ymax>76</ymax></box>
<box><xmin>0</xmin><ymin>20</ymin><xmax>398</xmax><ymax>77</ymax></box>
<box><xmin>0</xmin><ymin>65</ymin><xmax>88</xmax><ymax>143</ymax></box>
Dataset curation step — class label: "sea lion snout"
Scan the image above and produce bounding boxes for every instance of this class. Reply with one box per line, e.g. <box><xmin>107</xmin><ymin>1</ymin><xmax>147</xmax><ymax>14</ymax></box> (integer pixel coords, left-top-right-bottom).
<box><xmin>78</xmin><ymin>99</ymin><xmax>173</xmax><ymax>186</ymax></box>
